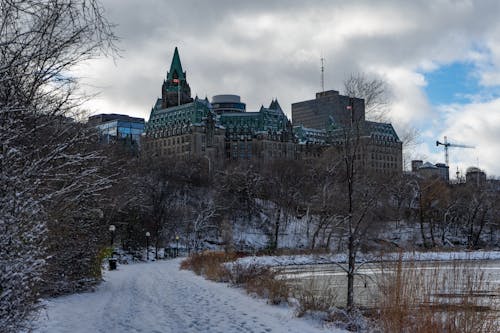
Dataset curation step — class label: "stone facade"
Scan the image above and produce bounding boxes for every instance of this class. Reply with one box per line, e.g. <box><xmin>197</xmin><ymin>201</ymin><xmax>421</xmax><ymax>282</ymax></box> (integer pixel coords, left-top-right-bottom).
<box><xmin>144</xmin><ymin>48</ymin><xmax>402</xmax><ymax>175</ymax></box>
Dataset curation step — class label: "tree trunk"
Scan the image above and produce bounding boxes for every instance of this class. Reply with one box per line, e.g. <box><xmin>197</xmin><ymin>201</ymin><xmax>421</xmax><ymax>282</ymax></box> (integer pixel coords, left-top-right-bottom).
<box><xmin>419</xmin><ymin>204</ymin><xmax>429</xmax><ymax>248</ymax></box>
<box><xmin>272</xmin><ymin>208</ymin><xmax>281</xmax><ymax>251</ymax></box>
<box><xmin>472</xmin><ymin>211</ymin><xmax>487</xmax><ymax>248</ymax></box>
<box><xmin>429</xmin><ymin>218</ymin><xmax>436</xmax><ymax>247</ymax></box>
<box><xmin>346</xmin><ymin>234</ymin><xmax>356</xmax><ymax>311</ymax></box>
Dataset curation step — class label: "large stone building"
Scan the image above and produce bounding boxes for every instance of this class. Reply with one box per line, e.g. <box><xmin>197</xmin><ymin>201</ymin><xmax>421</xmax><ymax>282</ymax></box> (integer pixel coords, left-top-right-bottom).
<box><xmin>293</xmin><ymin>91</ymin><xmax>402</xmax><ymax>175</ymax></box>
<box><xmin>143</xmin><ymin>48</ymin><xmax>403</xmax><ymax>175</ymax></box>
<box><xmin>143</xmin><ymin>48</ymin><xmax>296</xmax><ymax>165</ymax></box>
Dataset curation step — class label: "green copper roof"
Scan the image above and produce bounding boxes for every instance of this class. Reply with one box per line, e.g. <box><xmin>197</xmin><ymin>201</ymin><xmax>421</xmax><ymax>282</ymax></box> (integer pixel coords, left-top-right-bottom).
<box><xmin>167</xmin><ymin>47</ymin><xmax>185</xmax><ymax>80</ymax></box>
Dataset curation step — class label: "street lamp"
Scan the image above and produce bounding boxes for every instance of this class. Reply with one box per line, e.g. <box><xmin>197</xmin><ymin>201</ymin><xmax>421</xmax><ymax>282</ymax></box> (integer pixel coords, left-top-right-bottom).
<box><xmin>145</xmin><ymin>232</ymin><xmax>151</xmax><ymax>261</ymax></box>
<box><xmin>109</xmin><ymin>225</ymin><xmax>116</xmax><ymax>247</ymax></box>
<box><xmin>108</xmin><ymin>225</ymin><xmax>117</xmax><ymax>270</ymax></box>
<box><xmin>175</xmin><ymin>235</ymin><xmax>180</xmax><ymax>257</ymax></box>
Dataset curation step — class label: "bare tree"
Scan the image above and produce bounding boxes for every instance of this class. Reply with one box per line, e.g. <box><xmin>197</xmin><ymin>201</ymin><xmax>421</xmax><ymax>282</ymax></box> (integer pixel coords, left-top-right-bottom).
<box><xmin>184</xmin><ymin>198</ymin><xmax>219</xmax><ymax>252</ymax></box>
<box><xmin>343</xmin><ymin>73</ymin><xmax>421</xmax><ymax>171</ymax></box>
<box><xmin>321</xmin><ymin>97</ymin><xmax>394</xmax><ymax>312</ymax></box>
<box><xmin>0</xmin><ymin>0</ymin><xmax>116</xmax><ymax>330</ymax></box>
<box><xmin>343</xmin><ymin>73</ymin><xmax>390</xmax><ymax>122</ymax></box>
<box><xmin>399</xmin><ymin>125</ymin><xmax>422</xmax><ymax>170</ymax></box>
<box><xmin>453</xmin><ymin>183</ymin><xmax>496</xmax><ymax>249</ymax></box>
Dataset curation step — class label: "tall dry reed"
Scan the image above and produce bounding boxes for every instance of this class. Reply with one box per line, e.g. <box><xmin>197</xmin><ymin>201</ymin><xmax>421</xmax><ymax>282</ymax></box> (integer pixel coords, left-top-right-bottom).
<box><xmin>376</xmin><ymin>256</ymin><xmax>498</xmax><ymax>333</ymax></box>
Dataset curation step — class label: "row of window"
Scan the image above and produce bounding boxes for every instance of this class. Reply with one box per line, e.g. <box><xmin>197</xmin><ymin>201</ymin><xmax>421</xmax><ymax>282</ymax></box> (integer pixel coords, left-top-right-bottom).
<box><xmin>371</xmin><ymin>153</ymin><xmax>398</xmax><ymax>162</ymax></box>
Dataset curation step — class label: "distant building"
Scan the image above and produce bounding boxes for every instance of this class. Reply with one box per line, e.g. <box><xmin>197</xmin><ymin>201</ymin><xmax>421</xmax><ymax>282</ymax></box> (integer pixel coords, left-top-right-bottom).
<box><xmin>411</xmin><ymin>160</ymin><xmax>449</xmax><ymax>182</ymax></box>
<box><xmin>143</xmin><ymin>48</ymin><xmax>295</xmax><ymax>165</ymax></box>
<box><xmin>292</xmin><ymin>90</ymin><xmax>365</xmax><ymax>130</ymax></box>
<box><xmin>411</xmin><ymin>160</ymin><xmax>423</xmax><ymax>171</ymax></box>
<box><xmin>291</xmin><ymin>91</ymin><xmax>402</xmax><ymax>175</ymax></box>
<box><xmin>435</xmin><ymin>163</ymin><xmax>450</xmax><ymax>183</ymax></box>
<box><xmin>143</xmin><ymin>47</ymin><xmax>402</xmax><ymax>175</ymax></box>
<box><xmin>212</xmin><ymin>95</ymin><xmax>246</xmax><ymax>114</ymax></box>
<box><xmin>89</xmin><ymin>113</ymin><xmax>145</xmax><ymax>146</ymax></box>
<box><xmin>466</xmin><ymin>167</ymin><xmax>486</xmax><ymax>186</ymax></box>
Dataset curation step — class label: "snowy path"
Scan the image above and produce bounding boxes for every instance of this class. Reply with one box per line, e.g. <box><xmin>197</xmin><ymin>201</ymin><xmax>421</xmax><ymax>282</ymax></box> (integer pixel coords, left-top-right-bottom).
<box><xmin>34</xmin><ymin>259</ymin><xmax>343</xmax><ymax>333</ymax></box>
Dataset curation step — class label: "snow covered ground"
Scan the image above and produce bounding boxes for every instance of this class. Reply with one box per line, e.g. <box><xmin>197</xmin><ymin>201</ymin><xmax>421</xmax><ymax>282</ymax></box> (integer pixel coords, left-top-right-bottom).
<box><xmin>33</xmin><ymin>259</ymin><xmax>346</xmax><ymax>333</ymax></box>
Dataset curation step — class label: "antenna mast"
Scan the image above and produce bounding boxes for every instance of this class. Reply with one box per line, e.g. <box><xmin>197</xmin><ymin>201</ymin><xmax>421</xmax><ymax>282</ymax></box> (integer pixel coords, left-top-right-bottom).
<box><xmin>320</xmin><ymin>57</ymin><xmax>325</xmax><ymax>92</ymax></box>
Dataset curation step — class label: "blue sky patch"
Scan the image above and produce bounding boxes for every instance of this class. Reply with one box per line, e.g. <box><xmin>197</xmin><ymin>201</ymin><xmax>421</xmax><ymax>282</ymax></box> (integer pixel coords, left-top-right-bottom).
<box><xmin>423</xmin><ymin>62</ymin><xmax>480</xmax><ymax>105</ymax></box>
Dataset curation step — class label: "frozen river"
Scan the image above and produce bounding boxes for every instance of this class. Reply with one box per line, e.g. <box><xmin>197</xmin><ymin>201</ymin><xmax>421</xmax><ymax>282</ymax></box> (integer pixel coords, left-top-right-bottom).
<box><xmin>277</xmin><ymin>259</ymin><xmax>500</xmax><ymax>311</ymax></box>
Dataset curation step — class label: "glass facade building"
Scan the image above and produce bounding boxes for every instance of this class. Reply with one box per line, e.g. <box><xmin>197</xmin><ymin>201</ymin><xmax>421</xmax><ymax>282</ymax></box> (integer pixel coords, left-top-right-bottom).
<box><xmin>89</xmin><ymin>114</ymin><xmax>145</xmax><ymax>145</ymax></box>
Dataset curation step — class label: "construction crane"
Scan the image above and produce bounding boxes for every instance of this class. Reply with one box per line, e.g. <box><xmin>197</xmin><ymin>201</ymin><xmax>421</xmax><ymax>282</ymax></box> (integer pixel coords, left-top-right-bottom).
<box><xmin>436</xmin><ymin>136</ymin><xmax>475</xmax><ymax>166</ymax></box>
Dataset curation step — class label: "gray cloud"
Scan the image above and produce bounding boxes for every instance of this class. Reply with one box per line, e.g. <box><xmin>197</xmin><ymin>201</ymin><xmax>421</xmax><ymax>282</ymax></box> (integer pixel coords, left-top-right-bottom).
<box><xmin>79</xmin><ymin>0</ymin><xmax>500</xmax><ymax>175</ymax></box>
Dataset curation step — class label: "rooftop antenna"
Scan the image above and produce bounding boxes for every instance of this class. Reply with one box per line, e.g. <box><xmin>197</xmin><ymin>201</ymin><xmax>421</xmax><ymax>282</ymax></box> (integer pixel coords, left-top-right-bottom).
<box><xmin>320</xmin><ymin>57</ymin><xmax>325</xmax><ymax>92</ymax></box>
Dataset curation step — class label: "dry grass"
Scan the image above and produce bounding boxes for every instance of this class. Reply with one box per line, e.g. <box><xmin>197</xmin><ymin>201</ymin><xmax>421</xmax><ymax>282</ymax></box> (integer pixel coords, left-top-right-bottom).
<box><xmin>235</xmin><ymin>265</ymin><xmax>289</xmax><ymax>305</ymax></box>
<box><xmin>180</xmin><ymin>251</ymin><xmax>290</xmax><ymax>305</ymax></box>
<box><xmin>180</xmin><ymin>251</ymin><xmax>239</xmax><ymax>281</ymax></box>
<box><xmin>292</xmin><ymin>277</ymin><xmax>339</xmax><ymax>317</ymax></box>
<box><xmin>376</xmin><ymin>256</ymin><xmax>498</xmax><ymax>333</ymax></box>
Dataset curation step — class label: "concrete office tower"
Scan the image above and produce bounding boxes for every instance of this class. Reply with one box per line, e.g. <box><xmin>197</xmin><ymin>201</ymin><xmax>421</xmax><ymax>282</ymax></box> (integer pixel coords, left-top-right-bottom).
<box><xmin>291</xmin><ymin>90</ymin><xmax>365</xmax><ymax>130</ymax></box>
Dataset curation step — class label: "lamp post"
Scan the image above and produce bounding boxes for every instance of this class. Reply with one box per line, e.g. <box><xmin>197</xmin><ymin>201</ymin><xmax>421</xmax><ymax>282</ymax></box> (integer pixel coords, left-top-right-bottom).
<box><xmin>145</xmin><ymin>232</ymin><xmax>151</xmax><ymax>261</ymax></box>
<box><xmin>109</xmin><ymin>225</ymin><xmax>116</xmax><ymax>247</ymax></box>
<box><xmin>108</xmin><ymin>225</ymin><xmax>117</xmax><ymax>270</ymax></box>
<box><xmin>175</xmin><ymin>235</ymin><xmax>180</xmax><ymax>257</ymax></box>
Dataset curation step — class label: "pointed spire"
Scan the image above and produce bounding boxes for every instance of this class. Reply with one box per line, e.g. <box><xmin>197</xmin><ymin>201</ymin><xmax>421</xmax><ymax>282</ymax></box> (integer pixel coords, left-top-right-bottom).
<box><xmin>167</xmin><ymin>47</ymin><xmax>185</xmax><ymax>80</ymax></box>
<box><xmin>269</xmin><ymin>98</ymin><xmax>283</xmax><ymax>112</ymax></box>
<box><xmin>269</xmin><ymin>99</ymin><xmax>276</xmax><ymax>109</ymax></box>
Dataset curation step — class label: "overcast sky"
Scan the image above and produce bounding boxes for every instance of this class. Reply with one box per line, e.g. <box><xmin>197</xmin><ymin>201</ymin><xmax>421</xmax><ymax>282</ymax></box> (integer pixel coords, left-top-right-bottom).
<box><xmin>78</xmin><ymin>0</ymin><xmax>500</xmax><ymax>177</ymax></box>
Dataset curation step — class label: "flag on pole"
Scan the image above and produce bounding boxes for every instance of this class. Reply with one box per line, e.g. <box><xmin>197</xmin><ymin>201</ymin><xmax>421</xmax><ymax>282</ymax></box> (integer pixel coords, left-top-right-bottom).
<box><xmin>173</xmin><ymin>78</ymin><xmax>180</xmax><ymax>83</ymax></box>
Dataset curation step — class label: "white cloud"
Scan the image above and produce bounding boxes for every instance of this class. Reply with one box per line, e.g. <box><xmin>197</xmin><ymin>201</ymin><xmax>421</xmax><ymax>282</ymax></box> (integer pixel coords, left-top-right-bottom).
<box><xmin>382</xmin><ymin>68</ymin><xmax>431</xmax><ymax>126</ymax></box>
<box><xmin>74</xmin><ymin>0</ymin><xmax>500</xmax><ymax>176</ymax></box>
<box><xmin>440</xmin><ymin>99</ymin><xmax>500</xmax><ymax>177</ymax></box>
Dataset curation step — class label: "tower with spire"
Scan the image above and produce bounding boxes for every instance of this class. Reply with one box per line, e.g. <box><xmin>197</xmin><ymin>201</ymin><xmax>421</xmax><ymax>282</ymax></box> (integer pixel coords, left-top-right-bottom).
<box><xmin>161</xmin><ymin>47</ymin><xmax>193</xmax><ymax>108</ymax></box>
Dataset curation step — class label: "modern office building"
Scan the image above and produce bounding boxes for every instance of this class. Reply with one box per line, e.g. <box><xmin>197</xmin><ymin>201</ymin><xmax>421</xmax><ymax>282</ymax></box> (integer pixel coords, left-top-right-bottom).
<box><xmin>292</xmin><ymin>90</ymin><xmax>365</xmax><ymax>130</ymax></box>
<box><xmin>89</xmin><ymin>113</ymin><xmax>145</xmax><ymax>145</ymax></box>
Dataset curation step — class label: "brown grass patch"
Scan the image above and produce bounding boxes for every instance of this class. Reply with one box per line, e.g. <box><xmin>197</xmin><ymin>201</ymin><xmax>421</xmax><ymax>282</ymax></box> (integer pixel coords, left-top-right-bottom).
<box><xmin>292</xmin><ymin>277</ymin><xmax>339</xmax><ymax>317</ymax></box>
<box><xmin>181</xmin><ymin>252</ymin><xmax>290</xmax><ymax>305</ymax></box>
<box><xmin>376</xmin><ymin>256</ymin><xmax>498</xmax><ymax>333</ymax></box>
<box><xmin>232</xmin><ymin>265</ymin><xmax>289</xmax><ymax>305</ymax></box>
<box><xmin>180</xmin><ymin>251</ymin><xmax>239</xmax><ymax>281</ymax></box>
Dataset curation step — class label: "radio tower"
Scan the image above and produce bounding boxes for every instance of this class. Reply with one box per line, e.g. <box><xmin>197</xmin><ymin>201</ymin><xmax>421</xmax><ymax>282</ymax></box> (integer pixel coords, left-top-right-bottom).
<box><xmin>320</xmin><ymin>57</ymin><xmax>325</xmax><ymax>92</ymax></box>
